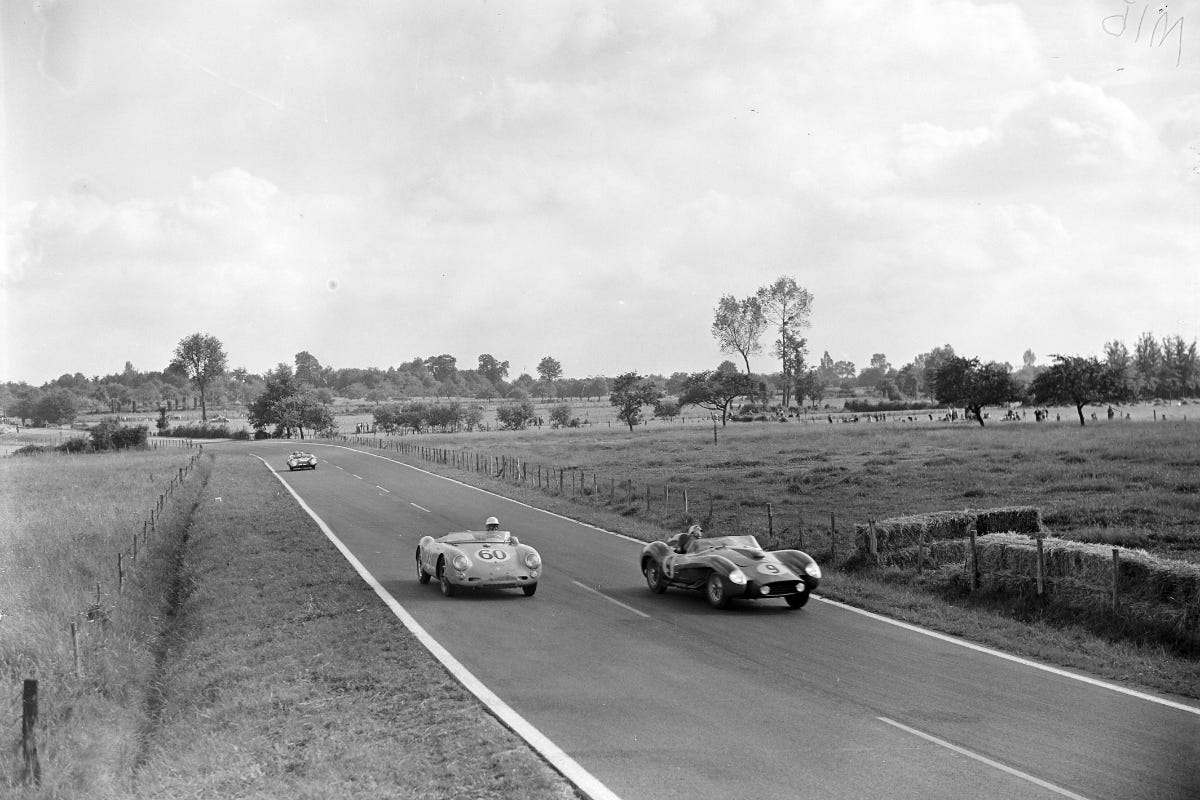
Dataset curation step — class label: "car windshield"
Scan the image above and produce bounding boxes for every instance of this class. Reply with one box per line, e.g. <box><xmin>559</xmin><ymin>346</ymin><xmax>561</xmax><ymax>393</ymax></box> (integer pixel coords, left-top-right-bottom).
<box><xmin>693</xmin><ymin>535</ymin><xmax>761</xmax><ymax>551</ymax></box>
<box><xmin>441</xmin><ymin>530</ymin><xmax>512</xmax><ymax>545</ymax></box>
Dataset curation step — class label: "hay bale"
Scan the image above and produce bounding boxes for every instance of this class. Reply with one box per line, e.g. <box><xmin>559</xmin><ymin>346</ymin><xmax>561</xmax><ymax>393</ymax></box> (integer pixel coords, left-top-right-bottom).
<box><xmin>855</xmin><ymin>506</ymin><xmax>1041</xmax><ymax>556</ymax></box>
<box><xmin>975</xmin><ymin>533</ymin><xmax>1200</xmax><ymax>635</ymax></box>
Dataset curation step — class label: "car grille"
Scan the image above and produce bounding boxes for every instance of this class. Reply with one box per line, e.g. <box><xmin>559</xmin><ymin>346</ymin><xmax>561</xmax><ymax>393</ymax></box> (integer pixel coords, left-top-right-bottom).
<box><xmin>764</xmin><ymin>580</ymin><xmax>800</xmax><ymax>595</ymax></box>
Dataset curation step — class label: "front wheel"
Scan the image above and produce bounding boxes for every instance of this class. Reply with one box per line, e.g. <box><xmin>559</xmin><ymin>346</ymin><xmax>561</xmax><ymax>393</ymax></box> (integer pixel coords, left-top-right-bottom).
<box><xmin>522</xmin><ymin>583</ymin><xmax>538</xmax><ymax>597</ymax></box>
<box><xmin>438</xmin><ymin>559</ymin><xmax>457</xmax><ymax>597</ymax></box>
<box><xmin>705</xmin><ymin>572</ymin><xmax>731</xmax><ymax>609</ymax></box>
<box><xmin>416</xmin><ymin>551</ymin><xmax>431</xmax><ymax>584</ymax></box>
<box><xmin>644</xmin><ymin>560</ymin><xmax>668</xmax><ymax>593</ymax></box>
<box><xmin>785</xmin><ymin>591</ymin><xmax>809</xmax><ymax>609</ymax></box>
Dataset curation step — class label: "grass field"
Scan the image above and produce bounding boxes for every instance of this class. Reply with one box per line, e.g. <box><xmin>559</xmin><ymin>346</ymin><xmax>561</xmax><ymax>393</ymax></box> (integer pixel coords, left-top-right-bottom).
<box><xmin>350</xmin><ymin>416</ymin><xmax>1200</xmax><ymax>564</ymax></box>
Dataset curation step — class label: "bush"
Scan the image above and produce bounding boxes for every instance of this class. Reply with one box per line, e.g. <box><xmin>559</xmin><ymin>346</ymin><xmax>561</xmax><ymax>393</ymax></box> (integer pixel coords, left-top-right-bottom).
<box><xmin>496</xmin><ymin>400</ymin><xmax>535</xmax><ymax>430</ymax></box>
<box><xmin>843</xmin><ymin>399</ymin><xmax>939</xmax><ymax>412</ymax></box>
<box><xmin>165</xmin><ymin>424</ymin><xmax>231</xmax><ymax>439</ymax></box>
<box><xmin>231</xmin><ymin>429</ymin><xmax>251</xmax><ymax>441</ymax></box>
<box><xmin>90</xmin><ymin>419</ymin><xmax>149</xmax><ymax>450</ymax></box>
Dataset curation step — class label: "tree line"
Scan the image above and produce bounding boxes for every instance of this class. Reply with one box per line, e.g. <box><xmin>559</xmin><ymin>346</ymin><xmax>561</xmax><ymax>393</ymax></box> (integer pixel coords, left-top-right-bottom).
<box><xmin>3</xmin><ymin>319</ymin><xmax>1197</xmax><ymax>432</ymax></box>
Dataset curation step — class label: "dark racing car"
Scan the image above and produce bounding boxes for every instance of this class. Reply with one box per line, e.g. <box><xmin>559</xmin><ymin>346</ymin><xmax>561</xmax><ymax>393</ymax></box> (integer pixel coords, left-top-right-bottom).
<box><xmin>641</xmin><ymin>529</ymin><xmax>820</xmax><ymax>609</ymax></box>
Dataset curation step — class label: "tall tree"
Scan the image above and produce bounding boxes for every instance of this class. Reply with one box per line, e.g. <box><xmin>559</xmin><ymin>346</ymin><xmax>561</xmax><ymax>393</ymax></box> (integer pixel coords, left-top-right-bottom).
<box><xmin>424</xmin><ymin>354</ymin><xmax>458</xmax><ymax>383</ymax></box>
<box><xmin>294</xmin><ymin>351</ymin><xmax>326</xmax><ymax>387</ymax></box>
<box><xmin>170</xmin><ymin>333</ymin><xmax>227</xmax><ymax>423</ymax></box>
<box><xmin>931</xmin><ymin>356</ymin><xmax>1016</xmax><ymax>427</ymax></box>
<box><xmin>710</xmin><ymin>294</ymin><xmax>767</xmax><ymax>374</ymax></box>
<box><xmin>1030</xmin><ymin>355</ymin><xmax>1129</xmax><ymax>426</ymax></box>
<box><xmin>537</xmin><ymin>356</ymin><xmax>563</xmax><ymax>383</ymax></box>
<box><xmin>609</xmin><ymin>372</ymin><xmax>661</xmax><ymax>431</ymax></box>
<box><xmin>1131</xmin><ymin>332</ymin><xmax>1162</xmax><ymax>398</ymax></box>
<box><xmin>756</xmin><ymin>276</ymin><xmax>813</xmax><ymax>409</ymax></box>
<box><xmin>677</xmin><ymin>369</ymin><xmax>758</xmax><ymax>426</ymax></box>
<box><xmin>477</xmin><ymin>354</ymin><xmax>510</xmax><ymax>385</ymax></box>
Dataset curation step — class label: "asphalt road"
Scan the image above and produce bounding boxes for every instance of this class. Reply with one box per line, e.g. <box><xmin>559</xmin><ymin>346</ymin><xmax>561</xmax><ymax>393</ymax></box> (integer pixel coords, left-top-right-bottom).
<box><xmin>243</xmin><ymin>441</ymin><xmax>1200</xmax><ymax>800</ymax></box>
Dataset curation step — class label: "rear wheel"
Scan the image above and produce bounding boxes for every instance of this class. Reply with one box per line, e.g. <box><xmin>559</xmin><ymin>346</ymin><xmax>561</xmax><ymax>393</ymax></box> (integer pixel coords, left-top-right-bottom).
<box><xmin>522</xmin><ymin>583</ymin><xmax>538</xmax><ymax>597</ymax></box>
<box><xmin>644</xmin><ymin>559</ymin><xmax>668</xmax><ymax>593</ymax></box>
<box><xmin>438</xmin><ymin>558</ymin><xmax>456</xmax><ymax>597</ymax></box>
<box><xmin>416</xmin><ymin>550</ymin><xmax>431</xmax><ymax>584</ymax></box>
<box><xmin>705</xmin><ymin>572</ymin><xmax>730</xmax><ymax>609</ymax></box>
<box><xmin>785</xmin><ymin>591</ymin><xmax>809</xmax><ymax>609</ymax></box>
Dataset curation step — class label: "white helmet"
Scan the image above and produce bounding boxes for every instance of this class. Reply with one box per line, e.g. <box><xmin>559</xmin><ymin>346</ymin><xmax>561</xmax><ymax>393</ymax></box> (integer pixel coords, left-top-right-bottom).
<box><xmin>485</xmin><ymin>516</ymin><xmax>500</xmax><ymax>528</ymax></box>
<box><xmin>687</xmin><ymin>524</ymin><xmax>703</xmax><ymax>537</ymax></box>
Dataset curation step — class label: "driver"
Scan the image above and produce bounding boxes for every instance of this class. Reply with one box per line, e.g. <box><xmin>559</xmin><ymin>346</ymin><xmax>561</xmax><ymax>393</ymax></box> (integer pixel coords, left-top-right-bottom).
<box><xmin>485</xmin><ymin>516</ymin><xmax>500</xmax><ymax>532</ymax></box>
<box><xmin>675</xmin><ymin>524</ymin><xmax>703</xmax><ymax>554</ymax></box>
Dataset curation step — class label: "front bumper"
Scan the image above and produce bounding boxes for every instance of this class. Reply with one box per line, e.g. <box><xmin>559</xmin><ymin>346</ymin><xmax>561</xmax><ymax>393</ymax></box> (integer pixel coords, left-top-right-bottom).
<box><xmin>737</xmin><ymin>575</ymin><xmax>819</xmax><ymax>599</ymax></box>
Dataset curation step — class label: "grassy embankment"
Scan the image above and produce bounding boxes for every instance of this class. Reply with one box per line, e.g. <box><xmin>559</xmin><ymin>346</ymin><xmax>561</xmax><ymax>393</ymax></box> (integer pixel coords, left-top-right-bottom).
<box><xmin>1</xmin><ymin>449</ymin><xmax>578</xmax><ymax>799</ymax></box>
<box><xmin>345</xmin><ymin>417</ymin><xmax>1200</xmax><ymax>697</ymax></box>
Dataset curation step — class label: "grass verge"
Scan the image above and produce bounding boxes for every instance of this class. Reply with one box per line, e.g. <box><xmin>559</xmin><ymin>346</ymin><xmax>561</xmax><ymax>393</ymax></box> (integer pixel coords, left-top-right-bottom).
<box><xmin>2</xmin><ymin>449</ymin><xmax>578</xmax><ymax>799</ymax></box>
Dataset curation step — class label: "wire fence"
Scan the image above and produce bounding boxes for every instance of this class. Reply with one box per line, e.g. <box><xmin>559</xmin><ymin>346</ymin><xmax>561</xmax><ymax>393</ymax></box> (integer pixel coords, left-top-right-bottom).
<box><xmin>335</xmin><ymin>436</ymin><xmax>851</xmax><ymax>561</ymax></box>
<box><xmin>8</xmin><ymin>450</ymin><xmax>204</xmax><ymax>789</ymax></box>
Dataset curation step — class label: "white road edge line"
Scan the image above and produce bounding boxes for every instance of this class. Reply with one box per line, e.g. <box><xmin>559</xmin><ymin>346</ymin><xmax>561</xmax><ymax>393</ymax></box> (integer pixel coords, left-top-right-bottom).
<box><xmin>572</xmin><ymin>580</ymin><xmax>652</xmax><ymax>619</ymax></box>
<box><xmin>297</xmin><ymin>443</ymin><xmax>1200</xmax><ymax>717</ymax></box>
<box><xmin>255</xmin><ymin>456</ymin><xmax>623</xmax><ymax>800</ymax></box>
<box><xmin>410</xmin><ymin>502</ymin><xmax>431</xmax><ymax>513</ymax></box>
<box><xmin>877</xmin><ymin>716</ymin><xmax>1094</xmax><ymax>800</ymax></box>
<box><xmin>818</xmin><ymin>597</ymin><xmax>1200</xmax><ymax>716</ymax></box>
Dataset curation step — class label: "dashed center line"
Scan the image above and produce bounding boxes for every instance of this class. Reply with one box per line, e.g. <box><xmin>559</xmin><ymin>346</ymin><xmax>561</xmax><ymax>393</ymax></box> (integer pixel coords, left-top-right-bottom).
<box><xmin>410</xmin><ymin>502</ymin><xmax>431</xmax><ymax>513</ymax></box>
<box><xmin>351</xmin><ymin>474</ymin><xmax>363</xmax><ymax>480</ymax></box>
<box><xmin>376</xmin><ymin>486</ymin><xmax>391</xmax><ymax>493</ymax></box>
<box><xmin>572</xmin><ymin>580</ymin><xmax>651</xmax><ymax>618</ymax></box>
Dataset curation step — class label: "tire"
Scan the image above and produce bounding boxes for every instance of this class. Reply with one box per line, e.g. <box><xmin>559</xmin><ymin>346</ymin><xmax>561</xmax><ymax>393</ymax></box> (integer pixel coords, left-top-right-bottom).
<box><xmin>522</xmin><ymin>583</ymin><xmax>538</xmax><ymax>597</ymax></box>
<box><xmin>643</xmin><ymin>559</ymin><xmax>668</xmax><ymax>593</ymax></box>
<box><xmin>705</xmin><ymin>572</ymin><xmax>731</xmax><ymax>609</ymax></box>
<box><xmin>785</xmin><ymin>591</ymin><xmax>809</xmax><ymax>609</ymax></box>
<box><xmin>416</xmin><ymin>551</ymin><xmax>431</xmax><ymax>584</ymax></box>
<box><xmin>438</xmin><ymin>558</ymin><xmax>457</xmax><ymax>597</ymax></box>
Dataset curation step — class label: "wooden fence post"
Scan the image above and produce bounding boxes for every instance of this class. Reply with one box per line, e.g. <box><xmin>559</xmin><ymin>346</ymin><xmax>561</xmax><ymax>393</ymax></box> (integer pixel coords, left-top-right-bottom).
<box><xmin>1036</xmin><ymin>536</ymin><xmax>1045</xmax><ymax>597</ymax></box>
<box><xmin>118</xmin><ymin>553</ymin><xmax>124</xmax><ymax>594</ymax></box>
<box><xmin>683</xmin><ymin>489</ymin><xmax>689</xmax><ymax>515</ymax></box>
<box><xmin>968</xmin><ymin>525</ymin><xmax>979</xmax><ymax>590</ymax></box>
<box><xmin>916</xmin><ymin>525</ymin><xmax>924</xmax><ymax>574</ymax></box>
<box><xmin>1111</xmin><ymin>548</ymin><xmax>1119</xmax><ymax>612</ymax></box>
<box><xmin>830</xmin><ymin>513</ymin><xmax>837</xmax><ymax>562</ymax></box>
<box><xmin>797</xmin><ymin>513</ymin><xmax>804</xmax><ymax>550</ymax></box>
<box><xmin>22</xmin><ymin>679</ymin><xmax>40</xmax><ymax>786</ymax></box>
<box><xmin>71</xmin><ymin>622</ymin><xmax>81</xmax><ymax>678</ymax></box>
<box><xmin>767</xmin><ymin>504</ymin><xmax>774</xmax><ymax>539</ymax></box>
<box><xmin>867</xmin><ymin>518</ymin><xmax>879</xmax><ymax>566</ymax></box>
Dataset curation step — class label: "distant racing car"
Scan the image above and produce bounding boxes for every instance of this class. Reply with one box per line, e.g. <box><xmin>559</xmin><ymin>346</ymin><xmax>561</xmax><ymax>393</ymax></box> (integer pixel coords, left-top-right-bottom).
<box><xmin>286</xmin><ymin>451</ymin><xmax>318</xmax><ymax>471</ymax></box>
<box><xmin>641</xmin><ymin>531</ymin><xmax>820</xmax><ymax>609</ymax></box>
<box><xmin>416</xmin><ymin>529</ymin><xmax>541</xmax><ymax>597</ymax></box>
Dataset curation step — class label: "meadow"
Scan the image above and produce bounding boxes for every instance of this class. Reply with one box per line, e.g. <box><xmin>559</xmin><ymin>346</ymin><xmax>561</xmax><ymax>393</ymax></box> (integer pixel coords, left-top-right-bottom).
<box><xmin>354</xmin><ymin>414</ymin><xmax>1200</xmax><ymax>565</ymax></box>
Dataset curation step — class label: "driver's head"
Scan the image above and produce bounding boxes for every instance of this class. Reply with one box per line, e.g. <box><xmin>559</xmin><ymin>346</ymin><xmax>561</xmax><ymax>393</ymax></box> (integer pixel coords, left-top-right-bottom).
<box><xmin>687</xmin><ymin>524</ymin><xmax>703</xmax><ymax>538</ymax></box>
<box><xmin>485</xmin><ymin>516</ymin><xmax>500</xmax><ymax>531</ymax></box>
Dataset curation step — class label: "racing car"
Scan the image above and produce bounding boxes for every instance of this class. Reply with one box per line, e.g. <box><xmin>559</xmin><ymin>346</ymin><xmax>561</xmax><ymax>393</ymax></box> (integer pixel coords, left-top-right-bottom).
<box><xmin>416</xmin><ymin>529</ymin><xmax>541</xmax><ymax>597</ymax></box>
<box><xmin>641</xmin><ymin>530</ymin><xmax>820</xmax><ymax>609</ymax></box>
<box><xmin>286</xmin><ymin>451</ymin><xmax>318</xmax><ymax>471</ymax></box>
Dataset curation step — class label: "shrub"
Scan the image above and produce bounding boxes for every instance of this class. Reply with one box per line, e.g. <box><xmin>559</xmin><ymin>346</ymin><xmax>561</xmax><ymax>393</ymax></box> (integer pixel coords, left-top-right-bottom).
<box><xmin>496</xmin><ymin>400</ymin><xmax>535</xmax><ymax>430</ymax></box>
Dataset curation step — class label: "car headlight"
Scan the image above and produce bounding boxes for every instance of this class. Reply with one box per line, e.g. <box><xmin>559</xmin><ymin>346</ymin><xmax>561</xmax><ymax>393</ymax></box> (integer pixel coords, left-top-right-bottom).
<box><xmin>524</xmin><ymin>552</ymin><xmax>541</xmax><ymax>570</ymax></box>
<box><xmin>805</xmin><ymin>562</ymin><xmax>822</xmax><ymax>579</ymax></box>
<box><xmin>452</xmin><ymin>554</ymin><xmax>470</xmax><ymax>571</ymax></box>
<box><xmin>728</xmin><ymin>568</ymin><xmax>747</xmax><ymax>585</ymax></box>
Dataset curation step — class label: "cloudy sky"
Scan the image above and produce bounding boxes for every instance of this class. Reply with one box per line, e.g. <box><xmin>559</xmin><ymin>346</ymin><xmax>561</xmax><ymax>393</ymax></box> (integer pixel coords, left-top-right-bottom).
<box><xmin>3</xmin><ymin>0</ymin><xmax>1197</xmax><ymax>385</ymax></box>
